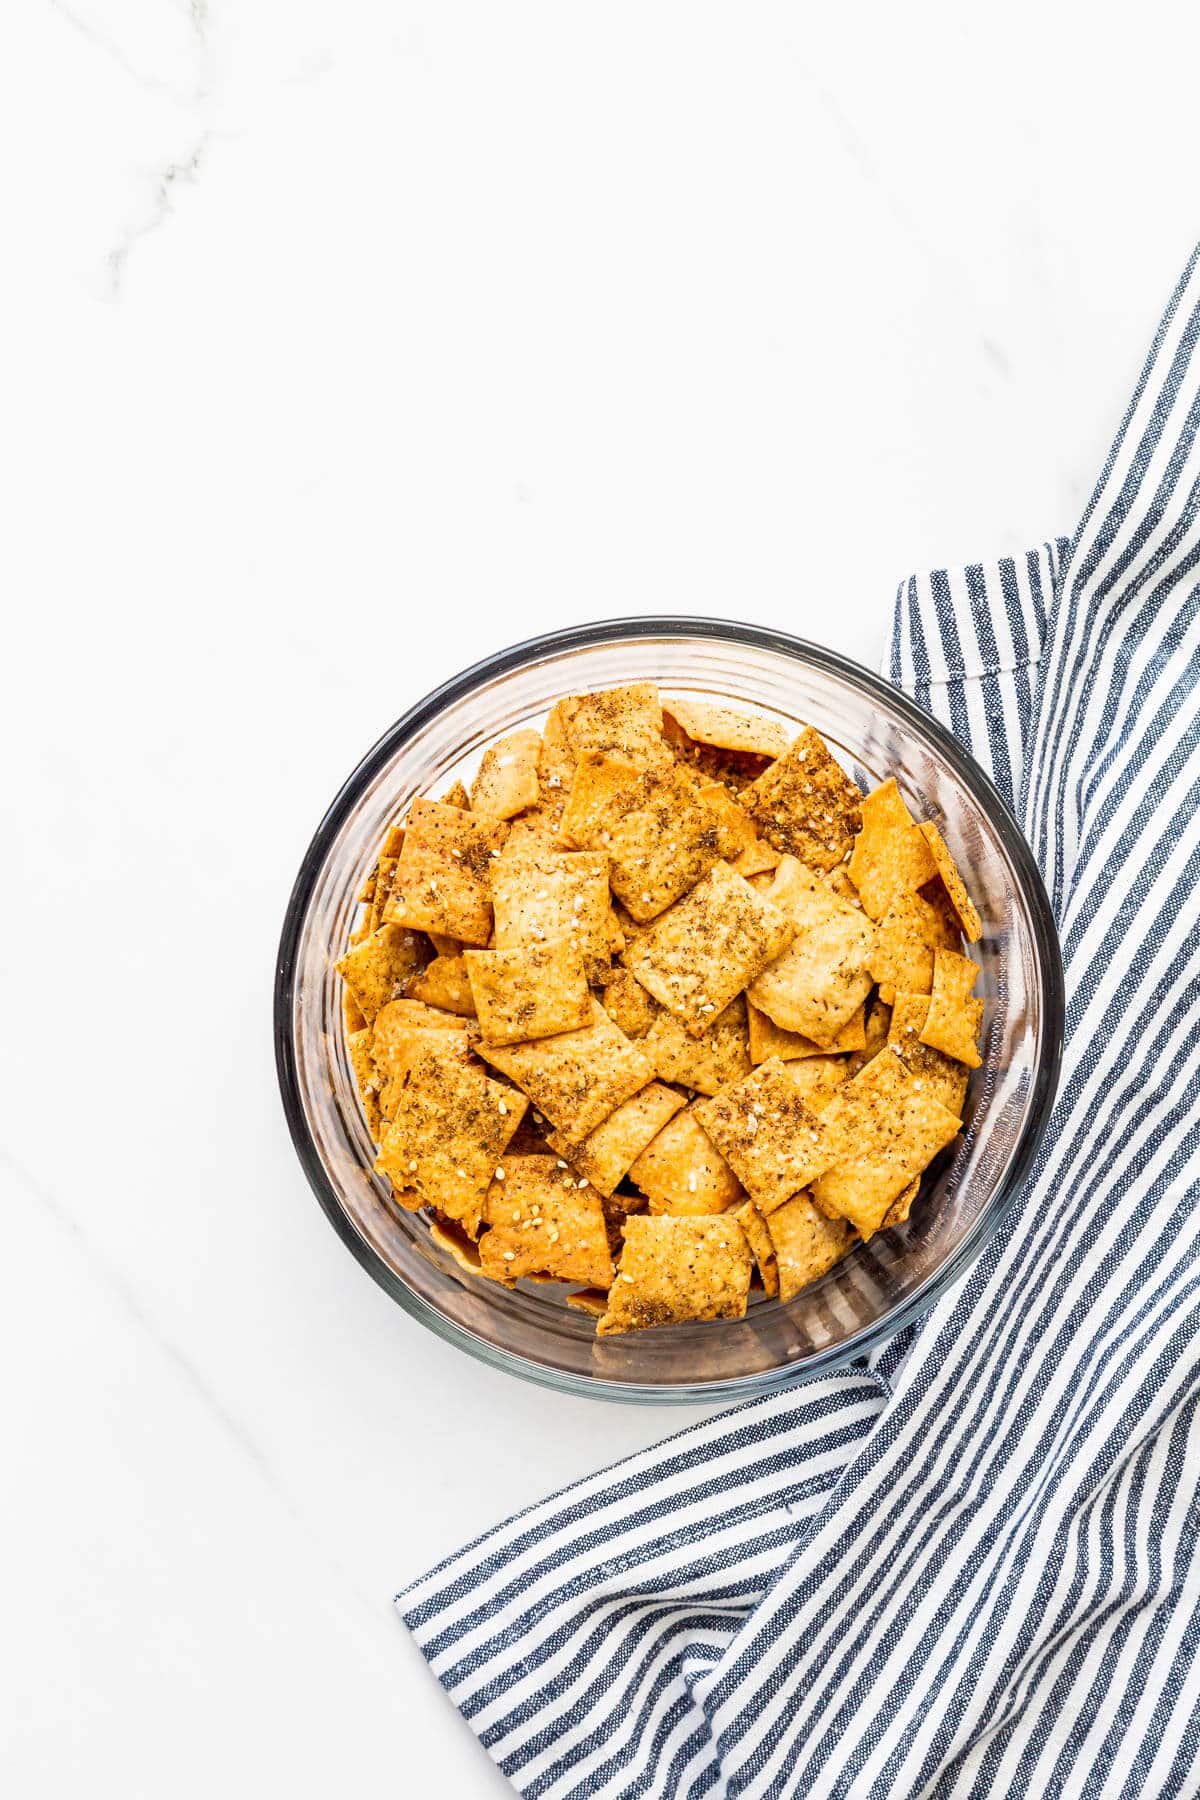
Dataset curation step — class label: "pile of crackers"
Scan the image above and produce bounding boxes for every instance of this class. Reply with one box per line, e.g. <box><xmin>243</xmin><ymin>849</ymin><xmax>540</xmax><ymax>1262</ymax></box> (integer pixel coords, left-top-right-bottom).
<box><xmin>336</xmin><ymin>683</ymin><xmax>984</xmax><ymax>1336</ymax></box>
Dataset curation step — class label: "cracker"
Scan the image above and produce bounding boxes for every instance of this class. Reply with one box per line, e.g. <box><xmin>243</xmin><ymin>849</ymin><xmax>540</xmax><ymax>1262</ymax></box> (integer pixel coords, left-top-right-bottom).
<box><xmin>335</xmin><ymin>923</ymin><xmax>430</xmax><ymax>1024</ymax></box>
<box><xmin>365</xmin><ymin>854</ymin><xmax>399</xmax><ymax>934</ymax></box>
<box><xmin>644</xmin><ymin>995</ymin><xmax>752</xmax><ymax>1096</ymax></box>
<box><xmin>596</xmin><ymin>1214</ymin><xmax>752</xmax><ymax>1335</ymax></box>
<box><xmin>478</xmin><ymin>999</ymin><xmax>655</xmax><ymax>1137</ymax></box>
<box><xmin>918</xmin><ymin>822</ymin><xmax>983</xmax><ymax>942</ymax></box>
<box><xmin>846</xmin><ymin>777</ymin><xmax>937</xmax><ymax>919</ymax></box>
<box><xmin>731</xmin><ymin>838</ymin><xmax>782</xmax><ymax>878</ymax></box>
<box><xmin>428</xmin><ymin>1215</ymin><xmax>490</xmax><ymax>1276</ymax></box>
<box><xmin>560</xmin><ymin>752</ymin><xmax>648</xmax><ymax>849</ymax></box>
<box><xmin>347</xmin><ymin>1027</ymin><xmax>383</xmax><ymax>1140</ymax></box>
<box><xmin>600</xmin><ymin>967</ymin><xmax>661</xmax><ymax>1038</ymax></box>
<box><xmin>372</xmin><ymin>1014</ymin><xmax>475</xmax><ymax>1116</ymax></box>
<box><xmin>385</xmin><ymin>798</ymin><xmax>507</xmax><ymax>945</ymax></box>
<box><xmin>767</xmin><ymin>1193</ymin><xmax>857</xmax><ymax>1302</ymax></box>
<box><xmin>662</xmin><ymin>698</ymin><xmax>790</xmax><ymax>760</ymax></box>
<box><xmin>440</xmin><ymin>781</ymin><xmax>470</xmax><ymax>809</ymax></box>
<box><xmin>565</xmin><ymin>1287</ymin><xmax>609</xmax><ymax>1318</ymax></box>
<box><xmin>845</xmin><ymin>993</ymin><xmax>893</xmax><ymax>1076</ymax></box>
<box><xmin>887</xmin><ymin>992</ymin><xmax>970</xmax><ymax>1116</ymax></box>
<box><xmin>343</xmin><ymin>989</ymin><xmax>367</xmax><ymax>1033</ymax></box>
<box><xmin>374</xmin><ymin>1039</ymin><xmax>529</xmax><ymax>1223</ymax></box>
<box><xmin>734</xmin><ymin>1200</ymin><xmax>779</xmax><ymax>1297</ymax></box>
<box><xmin>469</xmin><ymin>728</ymin><xmax>541</xmax><ymax>819</ymax></box>
<box><xmin>694</xmin><ymin>1058</ymin><xmax>835</xmax><ymax>1213</ymax></box>
<box><xmin>624</xmin><ymin>860</ymin><xmax>795</xmax><ymax>1037</ymax></box>
<box><xmin>696</xmin><ymin>780</ymin><xmax>759</xmax><ymax>858</ymax></box>
<box><xmin>744</xmin><ymin>726</ymin><xmax>863</xmax><ymax>870</ymax></box>
<box><xmin>881</xmin><ymin>1176</ymin><xmax>921</xmax><ymax>1230</ymax></box>
<box><xmin>811</xmin><ymin>1050</ymin><xmax>960</xmax><ymax>1237</ymax></box>
<box><xmin>747</xmin><ymin>857</ymin><xmax>875</xmax><ymax>1046</ymax></box>
<box><xmin>920</xmin><ymin>950</ymin><xmax>984</xmax><ymax>1068</ymax></box>
<box><xmin>781</xmin><ymin>1054</ymin><xmax>851</xmax><ymax>1110</ymax></box>
<box><xmin>491</xmin><ymin>845</ymin><xmax>612</xmax><ymax>982</ymax></box>
<box><xmin>628</xmin><ymin>1104</ymin><xmax>743</xmax><ymax>1214</ymax></box>
<box><xmin>464</xmin><ymin>937</ymin><xmax>592</xmax><ymax>1044</ymax></box>
<box><xmin>425</xmin><ymin>930</ymin><xmax>463</xmax><ymax>958</ymax></box>
<box><xmin>746</xmin><ymin>1000</ymin><xmax>866</xmax><ymax>1064</ymax></box>
<box><xmin>406</xmin><ymin>953</ymin><xmax>477</xmax><ymax>1017</ymax></box>
<box><xmin>545</xmin><ymin>1082</ymin><xmax>685</xmax><ymax>1197</ymax></box>
<box><xmin>561</xmin><ymin>682</ymin><xmax>668</xmax><ymax>767</ymax></box>
<box><xmin>478</xmin><ymin>1156</ymin><xmax>614</xmax><ymax>1287</ymax></box>
<box><xmin>604</xmin><ymin>770</ymin><xmax>724</xmax><ymax>921</ymax></box>
<box><xmin>868</xmin><ymin>887</ymin><xmax>960</xmax><ymax>1005</ymax></box>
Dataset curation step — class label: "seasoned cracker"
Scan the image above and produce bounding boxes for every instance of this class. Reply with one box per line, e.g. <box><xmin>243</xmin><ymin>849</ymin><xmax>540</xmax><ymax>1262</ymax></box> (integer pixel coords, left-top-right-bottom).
<box><xmin>918</xmin><ymin>822</ymin><xmax>983</xmax><ymax>942</ymax></box>
<box><xmin>560</xmin><ymin>752</ymin><xmax>648</xmax><ymax>850</ymax></box>
<box><xmin>746</xmin><ymin>999</ymin><xmax>866</xmax><ymax>1064</ymax></box>
<box><xmin>464</xmin><ymin>937</ymin><xmax>592</xmax><ymax>1044</ymax></box>
<box><xmin>747</xmin><ymin>857</ymin><xmax>875</xmax><ymax>1046</ymax></box>
<box><xmin>781</xmin><ymin>1054</ymin><xmax>851</xmax><ymax>1110</ymax></box>
<box><xmin>744</xmin><ymin>726</ymin><xmax>863</xmax><ymax>870</ymax></box>
<box><xmin>628</xmin><ymin>1104</ymin><xmax>743</xmax><ymax>1215</ymax></box>
<box><xmin>374</xmin><ymin>1038</ymin><xmax>529</xmax><ymax>1223</ymax></box>
<box><xmin>565</xmin><ymin>1287</ymin><xmax>609</xmax><ymax>1318</ymax></box>
<box><xmin>662</xmin><ymin>698</ymin><xmax>790</xmax><ymax>759</ymax></box>
<box><xmin>469</xmin><ymin>728</ymin><xmax>541</xmax><ymax>819</ymax></box>
<box><xmin>845</xmin><ymin>993</ymin><xmax>893</xmax><ymax>1076</ymax></box>
<box><xmin>887</xmin><ymin>992</ymin><xmax>970</xmax><ymax>1116</ymax></box>
<box><xmin>385</xmin><ymin>798</ymin><xmax>507</xmax><ymax>945</ymax></box>
<box><xmin>478</xmin><ymin>1156</ymin><xmax>614</xmax><ymax>1287</ymax></box>
<box><xmin>920</xmin><ymin>950</ymin><xmax>984</xmax><ymax>1068</ymax></box>
<box><xmin>477</xmin><ymin>999</ymin><xmax>655</xmax><ymax>1137</ymax></box>
<box><xmin>624</xmin><ymin>860</ymin><xmax>795</xmax><ymax>1037</ymax></box>
<box><xmin>364</xmin><ymin>854</ymin><xmax>399</xmax><ymax>934</ymax></box>
<box><xmin>561</xmin><ymin>682</ymin><xmax>668</xmax><ymax>767</ymax></box>
<box><xmin>428</xmin><ymin>1215</ymin><xmax>490</xmax><ymax>1276</ymax></box>
<box><xmin>846</xmin><ymin>777</ymin><xmax>937</xmax><ymax>920</ymax></box>
<box><xmin>767</xmin><ymin>1192</ymin><xmax>857</xmax><ymax>1301</ymax></box>
<box><xmin>812</xmin><ymin>1049</ymin><xmax>960</xmax><ymax>1237</ymax></box>
<box><xmin>868</xmin><ymin>887</ymin><xmax>960</xmax><ymax>1005</ymax></box>
<box><xmin>545</xmin><ymin>1082</ymin><xmax>685</xmax><ymax>1197</ymax></box>
<box><xmin>491</xmin><ymin>845</ymin><xmax>612</xmax><ymax>982</ymax></box>
<box><xmin>881</xmin><ymin>1176</ymin><xmax>921</xmax><ymax>1230</ymax></box>
<box><xmin>734</xmin><ymin>1200</ymin><xmax>779</xmax><ymax>1296</ymax></box>
<box><xmin>440</xmin><ymin>781</ymin><xmax>470</xmax><ymax>809</ymax></box>
<box><xmin>643</xmin><ymin>995</ymin><xmax>752</xmax><ymax>1096</ymax></box>
<box><xmin>604</xmin><ymin>771</ymin><xmax>724</xmax><ymax>920</ymax></box>
<box><xmin>406</xmin><ymin>953</ymin><xmax>477</xmax><ymax>1017</ymax></box>
<box><xmin>599</xmin><ymin>967</ymin><xmax>661</xmax><ymax>1039</ymax></box>
<box><xmin>696</xmin><ymin>780</ymin><xmax>759</xmax><ymax>858</ymax></box>
<box><xmin>731</xmin><ymin>838</ymin><xmax>782</xmax><ymax>879</ymax></box>
<box><xmin>347</xmin><ymin>1027</ymin><xmax>383</xmax><ymax>1140</ymax></box>
<box><xmin>695</xmin><ymin>1058</ymin><xmax>835</xmax><ymax>1213</ymax></box>
<box><xmin>372</xmin><ymin>1013</ymin><xmax>474</xmax><ymax>1116</ymax></box>
<box><xmin>596</xmin><ymin>1214</ymin><xmax>752</xmax><ymax>1334</ymax></box>
<box><xmin>335</xmin><ymin>923</ymin><xmax>430</xmax><ymax>1024</ymax></box>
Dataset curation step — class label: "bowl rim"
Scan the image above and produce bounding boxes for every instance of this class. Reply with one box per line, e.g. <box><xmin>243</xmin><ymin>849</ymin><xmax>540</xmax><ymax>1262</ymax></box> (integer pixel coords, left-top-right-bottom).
<box><xmin>274</xmin><ymin>615</ymin><xmax>1065</xmax><ymax>1403</ymax></box>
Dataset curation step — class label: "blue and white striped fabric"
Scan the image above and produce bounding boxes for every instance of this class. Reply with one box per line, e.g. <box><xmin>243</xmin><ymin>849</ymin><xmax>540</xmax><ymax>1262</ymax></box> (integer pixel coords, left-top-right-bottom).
<box><xmin>399</xmin><ymin>247</ymin><xmax>1200</xmax><ymax>1799</ymax></box>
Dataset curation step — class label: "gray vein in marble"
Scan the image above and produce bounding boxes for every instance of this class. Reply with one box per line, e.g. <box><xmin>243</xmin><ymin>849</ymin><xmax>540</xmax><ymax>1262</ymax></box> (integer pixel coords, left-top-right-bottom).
<box><xmin>48</xmin><ymin>0</ymin><xmax>207</xmax><ymax>103</ymax></box>
<box><xmin>107</xmin><ymin>134</ymin><xmax>210</xmax><ymax>295</ymax></box>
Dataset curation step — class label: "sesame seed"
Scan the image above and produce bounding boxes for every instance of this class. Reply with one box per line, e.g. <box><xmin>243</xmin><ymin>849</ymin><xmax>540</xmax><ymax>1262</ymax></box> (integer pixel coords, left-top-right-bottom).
<box><xmin>621</xmin><ymin>1273</ymin><xmax>635</xmax><ymax>1284</ymax></box>
<box><xmin>531</xmin><ymin>1203</ymin><xmax>541</xmax><ymax>1215</ymax></box>
<box><xmin>746</xmin><ymin>1112</ymin><xmax>758</xmax><ymax>1133</ymax></box>
<box><xmin>548</xmin><ymin>774</ymin><xmax>562</xmax><ymax>788</ymax></box>
<box><xmin>503</xmin><ymin>1251</ymin><xmax>516</xmax><ymax>1262</ymax></box>
<box><xmin>456</xmin><ymin>1167</ymin><xmax>467</xmax><ymax>1179</ymax></box>
<box><xmin>494</xmin><ymin>1166</ymin><xmax>505</xmax><ymax>1180</ymax></box>
<box><xmin>548</xmin><ymin>1226</ymin><xmax>560</xmax><ymax>1242</ymax></box>
<box><xmin>688</xmin><ymin>1173</ymin><xmax>698</xmax><ymax>1192</ymax></box>
<box><xmin>641</xmin><ymin>892</ymin><xmax>652</xmax><ymax>904</ymax></box>
<box><xmin>577</xmin><ymin>1178</ymin><xmax>589</xmax><ymax>1189</ymax></box>
<box><xmin>407</xmin><ymin>1159</ymin><xmax>417</xmax><ymax>1172</ymax></box>
<box><xmin>511</xmin><ymin>1209</ymin><xmax>521</xmax><ymax>1222</ymax></box>
<box><xmin>497</xmin><ymin>1097</ymin><xmax>508</xmax><ymax>1114</ymax></box>
<box><xmin>556</xmin><ymin>1159</ymin><xmax>567</xmax><ymax>1169</ymax></box>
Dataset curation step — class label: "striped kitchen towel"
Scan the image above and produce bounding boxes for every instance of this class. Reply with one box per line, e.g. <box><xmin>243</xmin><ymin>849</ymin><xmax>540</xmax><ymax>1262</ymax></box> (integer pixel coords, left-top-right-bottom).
<box><xmin>398</xmin><ymin>246</ymin><xmax>1200</xmax><ymax>1799</ymax></box>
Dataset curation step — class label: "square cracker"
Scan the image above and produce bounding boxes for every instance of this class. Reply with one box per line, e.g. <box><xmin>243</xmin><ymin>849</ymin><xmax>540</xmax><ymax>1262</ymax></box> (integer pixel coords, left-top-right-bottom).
<box><xmin>767</xmin><ymin>1193</ymin><xmax>857</xmax><ymax>1301</ymax></box>
<box><xmin>406</xmin><ymin>953</ymin><xmax>477</xmax><ymax>1017</ymax></box>
<box><xmin>868</xmin><ymin>887</ymin><xmax>961</xmax><ymax>1004</ymax></box>
<box><xmin>336</xmin><ymin>923</ymin><xmax>430</xmax><ymax>1024</ymax></box>
<box><xmin>478</xmin><ymin>999</ymin><xmax>654</xmax><ymax>1138</ymax></box>
<box><xmin>374</xmin><ymin>1038</ymin><xmax>529</xmax><ymax>1223</ymax></box>
<box><xmin>734</xmin><ymin>1200</ymin><xmax>779</xmax><ymax>1297</ymax></box>
<box><xmin>478</xmin><ymin>1157</ymin><xmax>614</xmax><ymax>1287</ymax></box>
<box><xmin>628</xmin><ymin>1105</ymin><xmax>743</xmax><ymax>1214</ymax></box>
<box><xmin>747</xmin><ymin>857</ymin><xmax>875</xmax><ymax>1046</ymax></box>
<box><xmin>781</xmin><ymin>1055</ymin><xmax>851</xmax><ymax>1111</ymax></box>
<box><xmin>624</xmin><ymin>860</ymin><xmax>795</xmax><ymax>1037</ymax></box>
<box><xmin>600</xmin><ymin>967</ymin><xmax>661</xmax><ymax>1039</ymax></box>
<box><xmin>744</xmin><ymin>726</ymin><xmax>863</xmax><ymax>870</ymax></box>
<box><xmin>888</xmin><ymin>992</ymin><xmax>970</xmax><ymax>1116</ymax></box>
<box><xmin>596</xmin><ymin>1214</ymin><xmax>752</xmax><ymax>1335</ymax></box>
<box><xmin>371</xmin><ymin>1011</ymin><xmax>475</xmax><ymax>1117</ymax></box>
<box><xmin>918</xmin><ymin>822</ymin><xmax>983</xmax><ymax>942</ymax></box>
<box><xmin>563</xmin><ymin>757</ymin><xmax>722</xmax><ymax>921</ymax></box>
<box><xmin>469</xmin><ymin>729</ymin><xmax>541</xmax><ymax>820</ymax></box>
<box><xmin>545</xmin><ymin>1082</ymin><xmax>685</xmax><ymax>1198</ymax></box>
<box><xmin>662</xmin><ymin>698</ymin><xmax>790</xmax><ymax>760</ymax></box>
<box><xmin>920</xmin><ymin>949</ymin><xmax>984</xmax><ymax>1068</ymax></box>
<box><xmin>747</xmin><ymin>999</ymin><xmax>866</xmax><ymax>1064</ymax></box>
<box><xmin>560</xmin><ymin>682</ymin><xmax>668</xmax><ymax>768</ymax></box>
<box><xmin>385</xmin><ymin>799</ymin><xmax>507</xmax><ymax>945</ymax></box>
<box><xmin>846</xmin><ymin>777</ymin><xmax>937</xmax><ymax>920</ymax></box>
<box><xmin>695</xmin><ymin>780</ymin><xmax>758</xmax><ymax>858</ymax></box>
<box><xmin>811</xmin><ymin>1049</ymin><xmax>960</xmax><ymax>1237</ymax></box>
<box><xmin>644</xmin><ymin>996</ymin><xmax>752</xmax><ymax>1096</ymax></box>
<box><xmin>694</xmin><ymin>1058</ymin><xmax>835</xmax><ymax>1214</ymax></box>
<box><xmin>491</xmin><ymin>846</ymin><xmax>612</xmax><ymax>982</ymax></box>
<box><xmin>464</xmin><ymin>937</ymin><xmax>591</xmax><ymax>1045</ymax></box>
<box><xmin>560</xmin><ymin>752</ymin><xmax>648</xmax><ymax>850</ymax></box>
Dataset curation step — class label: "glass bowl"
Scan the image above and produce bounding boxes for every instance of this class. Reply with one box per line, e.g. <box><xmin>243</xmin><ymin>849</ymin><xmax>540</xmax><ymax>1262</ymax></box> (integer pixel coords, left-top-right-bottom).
<box><xmin>274</xmin><ymin>618</ymin><xmax>1063</xmax><ymax>1403</ymax></box>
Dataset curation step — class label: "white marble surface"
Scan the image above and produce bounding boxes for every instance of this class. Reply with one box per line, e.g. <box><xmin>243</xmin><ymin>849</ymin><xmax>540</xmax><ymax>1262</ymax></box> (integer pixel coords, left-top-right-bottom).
<box><xmin>3</xmin><ymin>3</ymin><xmax>1196</xmax><ymax>1793</ymax></box>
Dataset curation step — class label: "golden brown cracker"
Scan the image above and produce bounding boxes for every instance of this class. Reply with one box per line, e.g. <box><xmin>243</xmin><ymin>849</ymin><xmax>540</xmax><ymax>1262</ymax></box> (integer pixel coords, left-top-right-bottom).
<box><xmin>734</xmin><ymin>1200</ymin><xmax>779</xmax><ymax>1297</ymax></box>
<box><xmin>561</xmin><ymin>682</ymin><xmax>668</xmax><ymax>767</ymax></box>
<box><xmin>881</xmin><ymin>1177</ymin><xmax>921</xmax><ymax>1230</ymax></box>
<box><xmin>335</xmin><ymin>923</ymin><xmax>430</xmax><ymax>1024</ymax></box>
<box><xmin>478</xmin><ymin>999</ymin><xmax>655</xmax><ymax>1138</ymax></box>
<box><xmin>767</xmin><ymin>1192</ymin><xmax>857</xmax><ymax>1301</ymax></box>
<box><xmin>868</xmin><ymin>887</ymin><xmax>960</xmax><ymax>1005</ymax></box>
<box><xmin>628</xmin><ymin>1105</ymin><xmax>743</xmax><ymax>1215</ymax></box>
<box><xmin>545</xmin><ymin>1082</ymin><xmax>685</xmax><ymax>1197</ymax></box>
<box><xmin>385</xmin><ymin>798</ymin><xmax>507</xmax><ymax>945</ymax></box>
<box><xmin>565</xmin><ymin>1287</ymin><xmax>610</xmax><ymax>1318</ymax></box>
<box><xmin>490</xmin><ymin>845</ymin><xmax>612</xmax><ymax>982</ymax></box>
<box><xmin>744</xmin><ymin>726</ymin><xmax>863</xmax><ymax>870</ymax></box>
<box><xmin>920</xmin><ymin>950</ymin><xmax>984</xmax><ymax>1068</ymax></box>
<box><xmin>918</xmin><ymin>822</ymin><xmax>983</xmax><ymax>942</ymax></box>
<box><xmin>560</xmin><ymin>752</ymin><xmax>648</xmax><ymax>849</ymax></box>
<box><xmin>747</xmin><ymin>857</ymin><xmax>875</xmax><ymax>1046</ymax></box>
<box><xmin>624</xmin><ymin>860</ymin><xmax>795</xmax><ymax>1037</ymax></box>
<box><xmin>597</xmin><ymin>1214</ymin><xmax>752</xmax><ymax>1335</ymax></box>
<box><xmin>747</xmin><ymin>998</ymin><xmax>866</xmax><ymax>1065</ymax></box>
<box><xmin>731</xmin><ymin>838</ymin><xmax>782</xmax><ymax>879</ymax></box>
<box><xmin>781</xmin><ymin>1055</ymin><xmax>851</xmax><ymax>1111</ymax></box>
<box><xmin>643</xmin><ymin>996</ymin><xmax>752</xmax><ymax>1096</ymax></box>
<box><xmin>846</xmin><ymin>777</ymin><xmax>938</xmax><ymax>920</ymax></box>
<box><xmin>374</xmin><ymin>1039</ymin><xmax>529</xmax><ymax>1223</ymax></box>
<box><xmin>440</xmin><ymin>781</ymin><xmax>470</xmax><ymax>809</ymax></box>
<box><xmin>464</xmin><ymin>937</ymin><xmax>592</xmax><ymax>1044</ymax></box>
<box><xmin>694</xmin><ymin>1058</ymin><xmax>835</xmax><ymax>1213</ymax></box>
<box><xmin>811</xmin><ymin>1050</ymin><xmax>960</xmax><ymax>1237</ymax></box>
<box><xmin>406</xmin><ymin>953</ymin><xmax>478</xmax><ymax>1017</ymax></box>
<box><xmin>469</xmin><ymin>729</ymin><xmax>542</xmax><ymax>820</ymax></box>
<box><xmin>347</xmin><ymin>1027</ymin><xmax>383</xmax><ymax>1140</ymax></box>
<box><xmin>887</xmin><ymin>992</ymin><xmax>970</xmax><ymax>1116</ymax></box>
<box><xmin>599</xmin><ymin>967</ymin><xmax>661</xmax><ymax>1039</ymax></box>
<box><xmin>479</xmin><ymin>1156</ymin><xmax>614</xmax><ymax>1287</ymax></box>
<box><xmin>662</xmin><ymin>698</ymin><xmax>790</xmax><ymax>759</ymax></box>
<box><xmin>696</xmin><ymin>781</ymin><xmax>759</xmax><ymax>858</ymax></box>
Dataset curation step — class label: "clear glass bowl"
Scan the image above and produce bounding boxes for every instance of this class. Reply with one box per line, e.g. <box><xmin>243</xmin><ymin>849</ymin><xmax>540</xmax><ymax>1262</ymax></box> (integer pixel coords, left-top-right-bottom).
<box><xmin>274</xmin><ymin>619</ymin><xmax>1063</xmax><ymax>1402</ymax></box>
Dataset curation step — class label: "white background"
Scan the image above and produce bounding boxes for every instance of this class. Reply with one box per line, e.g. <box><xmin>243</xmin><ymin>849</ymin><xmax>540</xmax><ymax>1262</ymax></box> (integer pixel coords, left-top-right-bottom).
<box><xmin>2</xmin><ymin>3</ymin><xmax>1196</xmax><ymax>1794</ymax></box>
